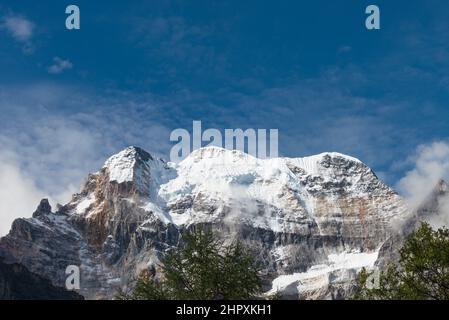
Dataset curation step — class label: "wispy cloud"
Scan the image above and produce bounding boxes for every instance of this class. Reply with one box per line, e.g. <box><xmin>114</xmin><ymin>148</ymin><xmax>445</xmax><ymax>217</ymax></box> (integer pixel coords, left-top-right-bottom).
<box><xmin>47</xmin><ymin>57</ymin><xmax>73</xmax><ymax>74</ymax></box>
<box><xmin>180</xmin><ymin>67</ymin><xmax>409</xmax><ymax>172</ymax></box>
<box><xmin>1</xmin><ymin>15</ymin><xmax>33</xmax><ymax>41</ymax></box>
<box><xmin>1</xmin><ymin>14</ymin><xmax>34</xmax><ymax>53</ymax></box>
<box><xmin>127</xmin><ymin>15</ymin><xmax>228</xmax><ymax>82</ymax></box>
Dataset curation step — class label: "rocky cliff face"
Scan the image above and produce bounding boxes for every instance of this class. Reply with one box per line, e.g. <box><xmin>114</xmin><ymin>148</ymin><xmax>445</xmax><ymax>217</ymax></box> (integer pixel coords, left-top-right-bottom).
<box><xmin>0</xmin><ymin>146</ymin><xmax>410</xmax><ymax>299</ymax></box>
<box><xmin>0</xmin><ymin>258</ymin><xmax>83</xmax><ymax>300</ymax></box>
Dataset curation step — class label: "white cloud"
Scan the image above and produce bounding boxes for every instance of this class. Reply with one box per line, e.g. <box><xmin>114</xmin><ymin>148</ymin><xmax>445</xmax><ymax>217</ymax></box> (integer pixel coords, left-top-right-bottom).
<box><xmin>1</xmin><ymin>15</ymin><xmax>34</xmax><ymax>42</ymax></box>
<box><xmin>47</xmin><ymin>57</ymin><xmax>73</xmax><ymax>74</ymax></box>
<box><xmin>0</xmin><ymin>151</ymin><xmax>45</xmax><ymax>237</ymax></box>
<box><xmin>396</xmin><ymin>141</ymin><xmax>449</xmax><ymax>209</ymax></box>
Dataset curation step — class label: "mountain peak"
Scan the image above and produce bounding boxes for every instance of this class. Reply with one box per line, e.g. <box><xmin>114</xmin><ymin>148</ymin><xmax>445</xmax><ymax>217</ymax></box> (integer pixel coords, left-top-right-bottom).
<box><xmin>100</xmin><ymin>146</ymin><xmax>175</xmax><ymax>198</ymax></box>
<box><xmin>309</xmin><ymin>151</ymin><xmax>362</xmax><ymax>164</ymax></box>
<box><xmin>103</xmin><ymin>146</ymin><xmax>154</xmax><ymax>184</ymax></box>
<box><xmin>114</xmin><ymin>146</ymin><xmax>153</xmax><ymax>162</ymax></box>
<box><xmin>32</xmin><ymin>199</ymin><xmax>52</xmax><ymax>218</ymax></box>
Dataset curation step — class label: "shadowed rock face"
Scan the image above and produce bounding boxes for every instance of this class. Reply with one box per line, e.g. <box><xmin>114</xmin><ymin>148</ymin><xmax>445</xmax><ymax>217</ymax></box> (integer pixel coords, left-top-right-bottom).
<box><xmin>32</xmin><ymin>199</ymin><xmax>52</xmax><ymax>218</ymax></box>
<box><xmin>0</xmin><ymin>146</ymin><xmax>410</xmax><ymax>299</ymax></box>
<box><xmin>0</xmin><ymin>258</ymin><xmax>83</xmax><ymax>300</ymax></box>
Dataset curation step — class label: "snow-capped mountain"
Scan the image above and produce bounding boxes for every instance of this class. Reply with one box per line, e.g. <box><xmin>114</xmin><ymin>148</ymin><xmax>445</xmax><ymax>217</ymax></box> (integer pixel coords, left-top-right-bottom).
<box><xmin>0</xmin><ymin>146</ymin><xmax>410</xmax><ymax>299</ymax></box>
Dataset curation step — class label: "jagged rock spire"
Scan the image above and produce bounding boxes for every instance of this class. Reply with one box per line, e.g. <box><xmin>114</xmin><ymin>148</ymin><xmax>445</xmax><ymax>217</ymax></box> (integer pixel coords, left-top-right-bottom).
<box><xmin>32</xmin><ymin>199</ymin><xmax>52</xmax><ymax>218</ymax></box>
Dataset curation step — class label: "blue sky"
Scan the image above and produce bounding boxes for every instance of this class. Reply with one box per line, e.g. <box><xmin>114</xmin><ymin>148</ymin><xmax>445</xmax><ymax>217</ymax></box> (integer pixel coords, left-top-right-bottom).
<box><xmin>1</xmin><ymin>0</ymin><xmax>449</xmax><ymax>217</ymax></box>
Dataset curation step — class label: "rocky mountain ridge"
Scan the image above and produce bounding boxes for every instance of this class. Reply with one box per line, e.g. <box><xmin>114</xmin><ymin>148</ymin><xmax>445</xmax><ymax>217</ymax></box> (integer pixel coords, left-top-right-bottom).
<box><xmin>0</xmin><ymin>146</ymin><xmax>417</xmax><ymax>299</ymax></box>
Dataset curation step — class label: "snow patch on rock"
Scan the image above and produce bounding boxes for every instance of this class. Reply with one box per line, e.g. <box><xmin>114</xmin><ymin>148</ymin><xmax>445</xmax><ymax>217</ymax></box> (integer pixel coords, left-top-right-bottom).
<box><xmin>103</xmin><ymin>147</ymin><xmax>138</xmax><ymax>183</ymax></box>
<box><xmin>76</xmin><ymin>194</ymin><xmax>95</xmax><ymax>215</ymax></box>
<box><xmin>266</xmin><ymin>250</ymin><xmax>379</xmax><ymax>297</ymax></box>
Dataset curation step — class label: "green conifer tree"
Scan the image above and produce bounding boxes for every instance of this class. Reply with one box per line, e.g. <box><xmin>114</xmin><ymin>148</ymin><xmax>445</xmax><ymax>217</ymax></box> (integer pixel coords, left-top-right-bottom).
<box><xmin>119</xmin><ymin>228</ymin><xmax>262</xmax><ymax>300</ymax></box>
<box><xmin>357</xmin><ymin>222</ymin><xmax>449</xmax><ymax>300</ymax></box>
